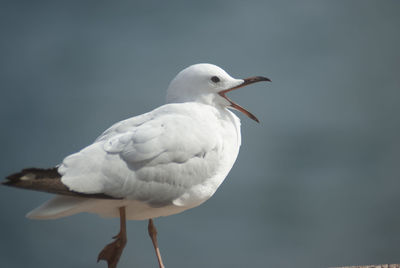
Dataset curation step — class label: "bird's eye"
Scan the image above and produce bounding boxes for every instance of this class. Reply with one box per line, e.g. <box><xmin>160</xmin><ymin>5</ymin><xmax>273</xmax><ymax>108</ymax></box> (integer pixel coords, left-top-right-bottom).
<box><xmin>211</xmin><ymin>76</ymin><xmax>220</xmax><ymax>83</ymax></box>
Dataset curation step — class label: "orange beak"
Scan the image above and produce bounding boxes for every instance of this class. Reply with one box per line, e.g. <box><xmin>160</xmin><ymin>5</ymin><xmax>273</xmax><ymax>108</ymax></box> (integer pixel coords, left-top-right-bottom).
<box><xmin>218</xmin><ymin>76</ymin><xmax>271</xmax><ymax>123</ymax></box>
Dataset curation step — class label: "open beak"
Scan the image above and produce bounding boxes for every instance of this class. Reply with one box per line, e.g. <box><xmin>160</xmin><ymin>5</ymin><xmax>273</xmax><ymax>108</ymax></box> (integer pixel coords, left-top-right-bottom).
<box><xmin>218</xmin><ymin>76</ymin><xmax>271</xmax><ymax>123</ymax></box>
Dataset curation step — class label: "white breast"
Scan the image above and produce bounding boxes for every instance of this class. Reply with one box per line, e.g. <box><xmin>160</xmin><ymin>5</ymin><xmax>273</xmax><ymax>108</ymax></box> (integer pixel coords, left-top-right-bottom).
<box><xmin>173</xmin><ymin>109</ymin><xmax>241</xmax><ymax>207</ymax></box>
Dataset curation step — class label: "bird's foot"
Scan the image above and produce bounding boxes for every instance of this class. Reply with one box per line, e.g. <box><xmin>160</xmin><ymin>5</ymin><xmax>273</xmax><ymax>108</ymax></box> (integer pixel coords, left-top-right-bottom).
<box><xmin>97</xmin><ymin>231</ymin><xmax>127</xmax><ymax>268</ymax></box>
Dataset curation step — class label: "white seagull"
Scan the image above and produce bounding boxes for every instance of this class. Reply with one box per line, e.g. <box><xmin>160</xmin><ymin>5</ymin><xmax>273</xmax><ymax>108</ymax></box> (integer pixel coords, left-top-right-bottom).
<box><xmin>3</xmin><ymin>63</ymin><xmax>270</xmax><ymax>268</ymax></box>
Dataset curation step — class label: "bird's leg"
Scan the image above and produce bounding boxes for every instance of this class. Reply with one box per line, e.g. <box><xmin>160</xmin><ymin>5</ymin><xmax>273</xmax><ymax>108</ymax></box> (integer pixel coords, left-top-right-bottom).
<box><xmin>97</xmin><ymin>207</ymin><xmax>127</xmax><ymax>268</ymax></box>
<box><xmin>148</xmin><ymin>219</ymin><xmax>165</xmax><ymax>268</ymax></box>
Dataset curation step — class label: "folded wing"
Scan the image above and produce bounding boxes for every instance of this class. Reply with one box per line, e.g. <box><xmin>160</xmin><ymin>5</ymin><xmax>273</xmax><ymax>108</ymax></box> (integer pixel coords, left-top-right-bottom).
<box><xmin>60</xmin><ymin>103</ymin><xmax>223</xmax><ymax>207</ymax></box>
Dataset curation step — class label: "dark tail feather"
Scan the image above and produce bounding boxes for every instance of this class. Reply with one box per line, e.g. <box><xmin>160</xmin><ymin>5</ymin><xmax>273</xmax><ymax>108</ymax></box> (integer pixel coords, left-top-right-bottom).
<box><xmin>3</xmin><ymin>167</ymin><xmax>117</xmax><ymax>199</ymax></box>
<box><xmin>6</xmin><ymin>167</ymin><xmax>60</xmax><ymax>182</ymax></box>
<box><xmin>3</xmin><ymin>167</ymin><xmax>71</xmax><ymax>195</ymax></box>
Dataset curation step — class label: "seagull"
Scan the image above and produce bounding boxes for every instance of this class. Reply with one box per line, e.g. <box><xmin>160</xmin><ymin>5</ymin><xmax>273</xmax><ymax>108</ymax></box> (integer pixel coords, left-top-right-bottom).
<box><xmin>3</xmin><ymin>63</ymin><xmax>270</xmax><ymax>268</ymax></box>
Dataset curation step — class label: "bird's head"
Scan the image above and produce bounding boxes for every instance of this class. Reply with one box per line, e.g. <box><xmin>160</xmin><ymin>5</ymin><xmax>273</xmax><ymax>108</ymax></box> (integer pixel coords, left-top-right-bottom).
<box><xmin>166</xmin><ymin>63</ymin><xmax>270</xmax><ymax>123</ymax></box>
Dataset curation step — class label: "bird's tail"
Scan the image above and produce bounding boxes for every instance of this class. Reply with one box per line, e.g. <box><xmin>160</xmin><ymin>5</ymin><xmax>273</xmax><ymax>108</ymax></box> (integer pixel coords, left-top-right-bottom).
<box><xmin>3</xmin><ymin>167</ymin><xmax>119</xmax><ymax>198</ymax></box>
<box><xmin>2</xmin><ymin>167</ymin><xmax>73</xmax><ymax>195</ymax></box>
<box><xmin>2</xmin><ymin>168</ymin><xmax>89</xmax><ymax>220</ymax></box>
<box><xmin>3</xmin><ymin>168</ymin><xmax>120</xmax><ymax>220</ymax></box>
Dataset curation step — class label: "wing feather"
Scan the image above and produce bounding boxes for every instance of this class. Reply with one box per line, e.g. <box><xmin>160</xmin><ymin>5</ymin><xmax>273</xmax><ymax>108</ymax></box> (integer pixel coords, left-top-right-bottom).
<box><xmin>60</xmin><ymin>103</ymin><xmax>224</xmax><ymax>206</ymax></box>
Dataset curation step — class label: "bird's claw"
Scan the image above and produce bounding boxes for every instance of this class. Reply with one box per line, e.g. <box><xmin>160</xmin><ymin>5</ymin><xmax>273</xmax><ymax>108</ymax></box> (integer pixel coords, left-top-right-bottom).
<box><xmin>97</xmin><ymin>232</ymin><xmax>127</xmax><ymax>268</ymax></box>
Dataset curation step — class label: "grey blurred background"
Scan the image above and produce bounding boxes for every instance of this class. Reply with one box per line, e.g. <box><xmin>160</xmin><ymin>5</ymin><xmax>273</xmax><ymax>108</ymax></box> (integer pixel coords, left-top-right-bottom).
<box><xmin>1</xmin><ymin>1</ymin><xmax>399</xmax><ymax>267</ymax></box>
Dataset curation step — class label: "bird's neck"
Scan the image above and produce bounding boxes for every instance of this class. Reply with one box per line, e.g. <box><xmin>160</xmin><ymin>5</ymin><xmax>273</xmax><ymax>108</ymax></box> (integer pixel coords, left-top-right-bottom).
<box><xmin>166</xmin><ymin>87</ymin><xmax>230</xmax><ymax>105</ymax></box>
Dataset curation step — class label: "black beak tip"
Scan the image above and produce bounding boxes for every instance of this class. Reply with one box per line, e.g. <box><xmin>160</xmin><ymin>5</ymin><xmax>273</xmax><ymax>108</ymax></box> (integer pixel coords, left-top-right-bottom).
<box><xmin>260</xmin><ymin>76</ymin><xmax>271</xmax><ymax>82</ymax></box>
<box><xmin>243</xmin><ymin>76</ymin><xmax>271</xmax><ymax>84</ymax></box>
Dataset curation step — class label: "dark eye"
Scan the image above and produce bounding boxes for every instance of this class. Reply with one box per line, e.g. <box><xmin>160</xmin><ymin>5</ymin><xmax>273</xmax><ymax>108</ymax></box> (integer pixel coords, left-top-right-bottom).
<box><xmin>211</xmin><ymin>76</ymin><xmax>220</xmax><ymax>83</ymax></box>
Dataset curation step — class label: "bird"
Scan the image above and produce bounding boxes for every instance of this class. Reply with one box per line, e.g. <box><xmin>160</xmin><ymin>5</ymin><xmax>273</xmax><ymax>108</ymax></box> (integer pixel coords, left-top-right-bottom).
<box><xmin>3</xmin><ymin>63</ymin><xmax>270</xmax><ymax>268</ymax></box>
